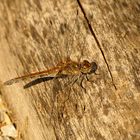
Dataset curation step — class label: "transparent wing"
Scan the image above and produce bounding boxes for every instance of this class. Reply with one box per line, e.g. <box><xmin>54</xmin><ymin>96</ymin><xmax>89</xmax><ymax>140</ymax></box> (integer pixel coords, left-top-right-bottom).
<box><xmin>4</xmin><ymin>67</ymin><xmax>60</xmax><ymax>85</ymax></box>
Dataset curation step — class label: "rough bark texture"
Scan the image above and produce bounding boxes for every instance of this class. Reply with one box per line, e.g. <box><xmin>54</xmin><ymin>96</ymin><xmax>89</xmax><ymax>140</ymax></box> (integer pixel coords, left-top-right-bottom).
<box><xmin>0</xmin><ymin>0</ymin><xmax>140</xmax><ymax>140</ymax></box>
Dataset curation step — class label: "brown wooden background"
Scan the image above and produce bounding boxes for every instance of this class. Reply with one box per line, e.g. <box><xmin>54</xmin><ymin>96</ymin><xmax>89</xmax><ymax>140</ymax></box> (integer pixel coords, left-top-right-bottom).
<box><xmin>0</xmin><ymin>0</ymin><xmax>140</xmax><ymax>140</ymax></box>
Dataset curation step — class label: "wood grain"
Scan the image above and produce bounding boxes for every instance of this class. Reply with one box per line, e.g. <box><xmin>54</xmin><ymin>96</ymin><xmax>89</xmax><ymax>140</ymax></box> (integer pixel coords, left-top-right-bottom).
<box><xmin>0</xmin><ymin>0</ymin><xmax>140</xmax><ymax>139</ymax></box>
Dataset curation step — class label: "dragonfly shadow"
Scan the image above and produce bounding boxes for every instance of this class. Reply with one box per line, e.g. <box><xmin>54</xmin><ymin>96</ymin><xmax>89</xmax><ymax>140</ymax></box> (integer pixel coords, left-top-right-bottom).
<box><xmin>24</xmin><ymin>75</ymin><xmax>68</xmax><ymax>89</ymax></box>
<box><xmin>24</xmin><ymin>77</ymin><xmax>54</xmax><ymax>89</ymax></box>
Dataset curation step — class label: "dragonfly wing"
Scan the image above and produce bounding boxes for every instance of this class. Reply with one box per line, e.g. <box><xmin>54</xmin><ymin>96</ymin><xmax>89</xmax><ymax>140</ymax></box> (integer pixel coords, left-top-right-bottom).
<box><xmin>4</xmin><ymin>67</ymin><xmax>60</xmax><ymax>85</ymax></box>
<box><xmin>4</xmin><ymin>78</ymin><xmax>20</xmax><ymax>85</ymax></box>
<box><xmin>4</xmin><ymin>73</ymin><xmax>56</xmax><ymax>85</ymax></box>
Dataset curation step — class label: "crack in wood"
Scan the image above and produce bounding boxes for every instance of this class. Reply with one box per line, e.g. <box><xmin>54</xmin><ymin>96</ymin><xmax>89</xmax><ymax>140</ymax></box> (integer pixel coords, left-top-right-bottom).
<box><xmin>76</xmin><ymin>0</ymin><xmax>117</xmax><ymax>90</ymax></box>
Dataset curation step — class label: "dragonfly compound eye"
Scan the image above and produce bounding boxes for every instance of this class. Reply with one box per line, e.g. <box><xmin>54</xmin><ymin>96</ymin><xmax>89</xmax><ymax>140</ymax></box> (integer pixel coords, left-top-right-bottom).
<box><xmin>89</xmin><ymin>62</ymin><xmax>97</xmax><ymax>74</ymax></box>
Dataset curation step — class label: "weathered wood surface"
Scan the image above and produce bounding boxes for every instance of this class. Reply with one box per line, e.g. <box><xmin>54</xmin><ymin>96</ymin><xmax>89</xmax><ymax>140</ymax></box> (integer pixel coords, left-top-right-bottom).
<box><xmin>0</xmin><ymin>0</ymin><xmax>140</xmax><ymax>139</ymax></box>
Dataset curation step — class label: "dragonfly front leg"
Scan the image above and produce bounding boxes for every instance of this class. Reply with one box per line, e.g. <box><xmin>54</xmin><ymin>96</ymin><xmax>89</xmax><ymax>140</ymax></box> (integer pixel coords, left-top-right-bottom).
<box><xmin>85</xmin><ymin>72</ymin><xmax>100</xmax><ymax>82</ymax></box>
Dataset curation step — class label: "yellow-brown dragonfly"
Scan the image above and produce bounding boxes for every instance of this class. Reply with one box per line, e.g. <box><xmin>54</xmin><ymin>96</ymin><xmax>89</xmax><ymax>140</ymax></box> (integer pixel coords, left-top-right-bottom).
<box><xmin>4</xmin><ymin>58</ymin><xmax>97</xmax><ymax>86</ymax></box>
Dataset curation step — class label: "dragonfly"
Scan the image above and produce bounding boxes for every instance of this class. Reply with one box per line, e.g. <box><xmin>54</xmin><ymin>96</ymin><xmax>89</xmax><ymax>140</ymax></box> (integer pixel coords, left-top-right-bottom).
<box><xmin>4</xmin><ymin>58</ymin><xmax>97</xmax><ymax>86</ymax></box>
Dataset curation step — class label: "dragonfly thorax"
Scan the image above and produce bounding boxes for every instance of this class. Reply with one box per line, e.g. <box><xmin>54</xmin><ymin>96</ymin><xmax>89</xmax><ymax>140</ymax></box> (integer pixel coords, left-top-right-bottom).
<box><xmin>80</xmin><ymin>60</ymin><xmax>97</xmax><ymax>74</ymax></box>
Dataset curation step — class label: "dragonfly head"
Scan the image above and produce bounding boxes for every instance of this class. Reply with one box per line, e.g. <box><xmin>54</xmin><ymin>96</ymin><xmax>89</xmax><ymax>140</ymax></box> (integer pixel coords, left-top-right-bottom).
<box><xmin>89</xmin><ymin>62</ymin><xmax>97</xmax><ymax>74</ymax></box>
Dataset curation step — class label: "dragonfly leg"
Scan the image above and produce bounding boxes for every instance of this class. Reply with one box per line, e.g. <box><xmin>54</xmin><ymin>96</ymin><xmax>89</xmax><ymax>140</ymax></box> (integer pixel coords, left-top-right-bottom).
<box><xmin>79</xmin><ymin>75</ymin><xmax>86</xmax><ymax>91</ymax></box>
<box><xmin>94</xmin><ymin>72</ymin><xmax>100</xmax><ymax>75</ymax></box>
<box><xmin>85</xmin><ymin>74</ymin><xmax>98</xmax><ymax>83</ymax></box>
<box><xmin>85</xmin><ymin>74</ymin><xmax>90</xmax><ymax>81</ymax></box>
